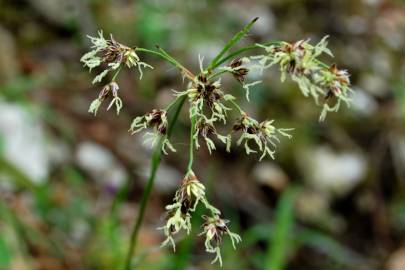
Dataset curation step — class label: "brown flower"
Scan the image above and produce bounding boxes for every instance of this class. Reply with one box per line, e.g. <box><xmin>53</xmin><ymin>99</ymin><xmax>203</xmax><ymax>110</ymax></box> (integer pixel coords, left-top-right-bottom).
<box><xmin>201</xmin><ymin>215</ymin><xmax>231</xmax><ymax>244</ymax></box>
<box><xmin>192</xmin><ymin>74</ymin><xmax>223</xmax><ymax>109</ymax></box>
<box><xmin>229</xmin><ymin>58</ymin><xmax>249</xmax><ymax>83</ymax></box>
<box><xmin>100</xmin><ymin>34</ymin><xmax>135</xmax><ymax>65</ymax></box>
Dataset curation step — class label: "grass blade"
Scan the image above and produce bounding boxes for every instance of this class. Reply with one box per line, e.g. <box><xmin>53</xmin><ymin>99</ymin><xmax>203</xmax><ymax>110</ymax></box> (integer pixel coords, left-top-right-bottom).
<box><xmin>265</xmin><ymin>186</ymin><xmax>298</xmax><ymax>270</ymax></box>
<box><xmin>207</xmin><ymin>17</ymin><xmax>259</xmax><ymax>72</ymax></box>
<box><xmin>212</xmin><ymin>41</ymin><xmax>282</xmax><ymax>69</ymax></box>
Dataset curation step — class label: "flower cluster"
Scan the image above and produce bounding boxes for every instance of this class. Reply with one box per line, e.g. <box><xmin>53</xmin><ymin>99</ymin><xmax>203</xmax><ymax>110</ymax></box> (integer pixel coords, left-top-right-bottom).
<box><xmin>130</xmin><ymin>109</ymin><xmax>168</xmax><ymax>134</ymax></box>
<box><xmin>81</xmin><ymin>22</ymin><xmax>352</xmax><ymax>267</ymax></box>
<box><xmin>129</xmin><ymin>109</ymin><xmax>176</xmax><ymax>154</ymax></box>
<box><xmin>81</xmin><ymin>31</ymin><xmax>152</xmax><ymax>84</ymax></box>
<box><xmin>316</xmin><ymin>64</ymin><xmax>352</xmax><ymax>121</ymax></box>
<box><xmin>228</xmin><ymin>57</ymin><xmax>249</xmax><ymax>84</ymax></box>
<box><xmin>199</xmin><ymin>215</ymin><xmax>242</xmax><ymax>266</ymax></box>
<box><xmin>180</xmin><ymin>74</ymin><xmax>233</xmax><ymax>124</ymax></box>
<box><xmin>233</xmin><ymin>113</ymin><xmax>293</xmax><ymax>160</ymax></box>
<box><xmin>253</xmin><ymin>36</ymin><xmax>353</xmax><ymax>120</ymax></box>
<box><xmin>82</xmin><ymin>31</ymin><xmax>154</xmax><ymax>116</ymax></box>
<box><xmin>88</xmin><ymin>81</ymin><xmax>122</xmax><ymax>115</ymax></box>
<box><xmin>172</xmin><ymin>72</ymin><xmax>237</xmax><ymax>154</ymax></box>
<box><xmin>160</xmin><ymin>172</ymin><xmax>240</xmax><ymax>266</ymax></box>
<box><xmin>193</xmin><ymin>113</ymin><xmax>231</xmax><ymax>154</ymax></box>
<box><xmin>159</xmin><ymin>172</ymin><xmax>216</xmax><ymax>247</ymax></box>
<box><xmin>168</xmin><ymin>56</ymin><xmax>291</xmax><ymax>158</ymax></box>
<box><xmin>221</xmin><ymin>57</ymin><xmax>262</xmax><ymax>101</ymax></box>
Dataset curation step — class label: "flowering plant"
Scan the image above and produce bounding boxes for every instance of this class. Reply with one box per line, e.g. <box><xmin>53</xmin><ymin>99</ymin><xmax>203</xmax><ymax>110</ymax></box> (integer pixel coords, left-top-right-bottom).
<box><xmin>81</xmin><ymin>17</ymin><xmax>352</xmax><ymax>268</ymax></box>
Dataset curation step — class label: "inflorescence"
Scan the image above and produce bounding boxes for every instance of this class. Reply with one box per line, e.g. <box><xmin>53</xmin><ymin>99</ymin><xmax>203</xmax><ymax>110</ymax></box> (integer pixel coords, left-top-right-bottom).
<box><xmin>81</xmin><ymin>19</ymin><xmax>353</xmax><ymax>266</ymax></box>
<box><xmin>253</xmin><ymin>36</ymin><xmax>352</xmax><ymax>121</ymax></box>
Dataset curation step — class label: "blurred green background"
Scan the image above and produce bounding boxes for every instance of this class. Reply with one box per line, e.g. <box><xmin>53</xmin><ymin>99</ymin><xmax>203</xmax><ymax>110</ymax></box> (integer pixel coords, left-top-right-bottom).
<box><xmin>1</xmin><ymin>0</ymin><xmax>405</xmax><ymax>269</ymax></box>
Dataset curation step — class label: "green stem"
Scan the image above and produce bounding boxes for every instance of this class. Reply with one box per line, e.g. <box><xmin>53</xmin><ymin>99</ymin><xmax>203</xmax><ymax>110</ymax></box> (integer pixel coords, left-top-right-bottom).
<box><xmin>165</xmin><ymin>94</ymin><xmax>186</xmax><ymax>112</ymax></box>
<box><xmin>167</xmin><ymin>96</ymin><xmax>187</xmax><ymax>136</ymax></box>
<box><xmin>136</xmin><ymin>47</ymin><xmax>195</xmax><ymax>80</ymax></box>
<box><xmin>154</xmin><ymin>46</ymin><xmax>184</xmax><ymax>69</ymax></box>
<box><xmin>207</xmin><ymin>69</ymin><xmax>228</xmax><ymax>80</ymax></box>
<box><xmin>156</xmin><ymin>45</ymin><xmax>196</xmax><ymax>80</ymax></box>
<box><xmin>111</xmin><ymin>66</ymin><xmax>122</xmax><ymax>81</ymax></box>
<box><xmin>211</xmin><ymin>41</ymin><xmax>282</xmax><ymax>70</ymax></box>
<box><xmin>123</xmin><ymin>95</ymin><xmax>186</xmax><ymax>270</ymax></box>
<box><xmin>187</xmin><ymin>109</ymin><xmax>197</xmax><ymax>173</ymax></box>
<box><xmin>314</xmin><ymin>59</ymin><xmax>330</xmax><ymax>69</ymax></box>
<box><xmin>207</xmin><ymin>17</ymin><xmax>259</xmax><ymax>72</ymax></box>
<box><xmin>228</xmin><ymin>99</ymin><xmax>244</xmax><ymax>115</ymax></box>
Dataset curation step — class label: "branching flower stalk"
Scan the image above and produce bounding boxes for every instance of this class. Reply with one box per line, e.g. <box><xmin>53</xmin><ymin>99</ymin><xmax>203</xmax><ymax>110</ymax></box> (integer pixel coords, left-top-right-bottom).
<box><xmin>81</xmin><ymin>17</ymin><xmax>353</xmax><ymax>268</ymax></box>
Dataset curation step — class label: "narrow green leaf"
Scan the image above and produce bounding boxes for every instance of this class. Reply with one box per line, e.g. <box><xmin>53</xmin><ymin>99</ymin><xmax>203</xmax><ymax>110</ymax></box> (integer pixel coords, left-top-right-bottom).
<box><xmin>0</xmin><ymin>236</ymin><xmax>11</xmax><ymax>268</ymax></box>
<box><xmin>265</xmin><ymin>186</ymin><xmax>298</xmax><ymax>270</ymax></box>
<box><xmin>155</xmin><ymin>45</ymin><xmax>194</xmax><ymax>78</ymax></box>
<box><xmin>212</xmin><ymin>41</ymin><xmax>282</xmax><ymax>69</ymax></box>
<box><xmin>207</xmin><ymin>17</ymin><xmax>259</xmax><ymax>71</ymax></box>
<box><xmin>136</xmin><ymin>48</ymin><xmax>194</xmax><ymax>79</ymax></box>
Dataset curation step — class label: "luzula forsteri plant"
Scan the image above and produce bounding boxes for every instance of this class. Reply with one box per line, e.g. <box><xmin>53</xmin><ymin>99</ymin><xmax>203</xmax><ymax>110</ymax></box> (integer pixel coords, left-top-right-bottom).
<box><xmin>81</xmin><ymin>18</ymin><xmax>352</xmax><ymax>267</ymax></box>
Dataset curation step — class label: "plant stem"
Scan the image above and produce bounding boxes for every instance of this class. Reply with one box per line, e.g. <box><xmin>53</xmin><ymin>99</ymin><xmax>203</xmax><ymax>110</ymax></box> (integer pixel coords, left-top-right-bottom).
<box><xmin>167</xmin><ymin>96</ymin><xmax>187</xmax><ymax>136</ymax></box>
<box><xmin>207</xmin><ymin>69</ymin><xmax>228</xmax><ymax>80</ymax></box>
<box><xmin>165</xmin><ymin>94</ymin><xmax>185</xmax><ymax>112</ymax></box>
<box><xmin>187</xmin><ymin>108</ymin><xmax>197</xmax><ymax>172</ymax></box>
<box><xmin>210</xmin><ymin>41</ymin><xmax>282</xmax><ymax>70</ymax></box>
<box><xmin>156</xmin><ymin>45</ymin><xmax>196</xmax><ymax>80</ymax></box>
<box><xmin>124</xmin><ymin>95</ymin><xmax>186</xmax><ymax>270</ymax></box>
<box><xmin>314</xmin><ymin>59</ymin><xmax>330</xmax><ymax>69</ymax></box>
<box><xmin>228</xmin><ymin>99</ymin><xmax>244</xmax><ymax>115</ymax></box>
<box><xmin>136</xmin><ymin>47</ymin><xmax>195</xmax><ymax>80</ymax></box>
<box><xmin>207</xmin><ymin>17</ymin><xmax>259</xmax><ymax>72</ymax></box>
<box><xmin>111</xmin><ymin>66</ymin><xmax>122</xmax><ymax>81</ymax></box>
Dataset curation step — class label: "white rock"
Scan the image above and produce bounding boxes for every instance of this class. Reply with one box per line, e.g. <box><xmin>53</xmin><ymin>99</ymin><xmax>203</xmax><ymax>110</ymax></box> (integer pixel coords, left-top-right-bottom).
<box><xmin>300</xmin><ymin>146</ymin><xmax>367</xmax><ymax>196</ymax></box>
<box><xmin>0</xmin><ymin>101</ymin><xmax>49</xmax><ymax>184</ymax></box>
<box><xmin>75</xmin><ymin>141</ymin><xmax>127</xmax><ymax>189</ymax></box>
<box><xmin>252</xmin><ymin>162</ymin><xmax>288</xmax><ymax>191</ymax></box>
